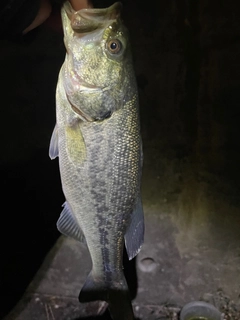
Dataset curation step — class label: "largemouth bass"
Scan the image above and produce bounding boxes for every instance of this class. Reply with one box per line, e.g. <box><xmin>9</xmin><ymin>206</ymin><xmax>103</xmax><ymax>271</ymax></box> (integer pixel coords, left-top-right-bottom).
<box><xmin>49</xmin><ymin>2</ymin><xmax>144</xmax><ymax>319</ymax></box>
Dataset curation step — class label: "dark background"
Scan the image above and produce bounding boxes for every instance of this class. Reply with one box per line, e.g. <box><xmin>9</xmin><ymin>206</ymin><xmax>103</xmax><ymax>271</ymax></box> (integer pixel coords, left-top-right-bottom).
<box><xmin>1</xmin><ymin>0</ymin><xmax>240</xmax><ymax>318</ymax></box>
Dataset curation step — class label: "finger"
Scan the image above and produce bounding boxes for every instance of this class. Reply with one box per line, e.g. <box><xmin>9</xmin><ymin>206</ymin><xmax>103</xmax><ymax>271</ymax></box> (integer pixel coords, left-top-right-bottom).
<box><xmin>70</xmin><ymin>0</ymin><xmax>93</xmax><ymax>11</ymax></box>
<box><xmin>23</xmin><ymin>0</ymin><xmax>52</xmax><ymax>34</ymax></box>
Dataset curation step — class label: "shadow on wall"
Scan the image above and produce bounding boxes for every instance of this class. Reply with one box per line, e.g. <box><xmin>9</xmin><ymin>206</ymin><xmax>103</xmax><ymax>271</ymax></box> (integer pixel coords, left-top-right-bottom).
<box><xmin>0</xmin><ymin>27</ymin><xmax>65</xmax><ymax>318</ymax></box>
<box><xmin>1</xmin><ymin>155</ymin><xmax>64</xmax><ymax>319</ymax></box>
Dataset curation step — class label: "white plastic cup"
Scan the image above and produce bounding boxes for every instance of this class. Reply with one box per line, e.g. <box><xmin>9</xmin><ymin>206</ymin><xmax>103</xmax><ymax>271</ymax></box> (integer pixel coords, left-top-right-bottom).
<box><xmin>180</xmin><ymin>301</ymin><xmax>222</xmax><ymax>320</ymax></box>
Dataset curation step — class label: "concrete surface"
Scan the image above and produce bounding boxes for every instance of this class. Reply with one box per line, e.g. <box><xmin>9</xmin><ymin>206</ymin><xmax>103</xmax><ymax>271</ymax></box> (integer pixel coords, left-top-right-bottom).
<box><xmin>1</xmin><ymin>0</ymin><xmax>240</xmax><ymax>319</ymax></box>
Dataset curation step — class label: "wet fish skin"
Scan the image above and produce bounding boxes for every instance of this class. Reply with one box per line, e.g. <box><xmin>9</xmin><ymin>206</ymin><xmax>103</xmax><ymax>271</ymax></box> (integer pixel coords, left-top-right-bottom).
<box><xmin>49</xmin><ymin>2</ymin><xmax>144</xmax><ymax>317</ymax></box>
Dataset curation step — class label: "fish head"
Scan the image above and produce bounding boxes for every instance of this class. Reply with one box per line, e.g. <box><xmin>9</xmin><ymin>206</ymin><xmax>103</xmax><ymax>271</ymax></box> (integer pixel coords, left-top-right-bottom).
<box><xmin>61</xmin><ymin>2</ymin><xmax>137</xmax><ymax>122</ymax></box>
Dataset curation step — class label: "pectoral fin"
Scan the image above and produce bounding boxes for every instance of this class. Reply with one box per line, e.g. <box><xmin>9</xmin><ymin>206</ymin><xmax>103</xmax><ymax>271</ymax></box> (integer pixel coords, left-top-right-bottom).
<box><xmin>49</xmin><ymin>125</ymin><xmax>59</xmax><ymax>159</ymax></box>
<box><xmin>124</xmin><ymin>196</ymin><xmax>144</xmax><ymax>260</ymax></box>
<box><xmin>57</xmin><ymin>202</ymin><xmax>86</xmax><ymax>243</ymax></box>
<box><xmin>65</xmin><ymin>123</ymin><xmax>86</xmax><ymax>166</ymax></box>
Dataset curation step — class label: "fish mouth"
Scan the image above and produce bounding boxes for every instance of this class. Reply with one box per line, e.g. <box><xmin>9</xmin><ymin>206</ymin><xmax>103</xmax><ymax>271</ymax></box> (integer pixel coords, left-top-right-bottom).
<box><xmin>69</xmin><ymin>2</ymin><xmax>122</xmax><ymax>33</ymax></box>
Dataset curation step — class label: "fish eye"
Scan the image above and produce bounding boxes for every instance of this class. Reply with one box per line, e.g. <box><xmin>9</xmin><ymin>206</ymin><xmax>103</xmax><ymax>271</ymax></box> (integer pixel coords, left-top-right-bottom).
<box><xmin>107</xmin><ymin>39</ymin><xmax>122</xmax><ymax>54</ymax></box>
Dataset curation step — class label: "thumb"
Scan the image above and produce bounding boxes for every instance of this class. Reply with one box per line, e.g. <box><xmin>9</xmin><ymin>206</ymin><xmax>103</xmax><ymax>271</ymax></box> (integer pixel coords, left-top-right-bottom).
<box><xmin>23</xmin><ymin>0</ymin><xmax>52</xmax><ymax>34</ymax></box>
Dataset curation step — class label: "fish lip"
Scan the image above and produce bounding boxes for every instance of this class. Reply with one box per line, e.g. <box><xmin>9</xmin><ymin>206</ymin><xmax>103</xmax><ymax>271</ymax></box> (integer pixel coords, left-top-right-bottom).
<box><xmin>71</xmin><ymin>2</ymin><xmax>122</xmax><ymax>23</ymax></box>
<box><xmin>67</xmin><ymin>2</ymin><xmax>122</xmax><ymax>35</ymax></box>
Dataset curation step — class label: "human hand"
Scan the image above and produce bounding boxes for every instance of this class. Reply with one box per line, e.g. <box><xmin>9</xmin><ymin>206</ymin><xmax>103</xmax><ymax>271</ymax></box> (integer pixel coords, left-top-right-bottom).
<box><xmin>23</xmin><ymin>0</ymin><xmax>92</xmax><ymax>34</ymax></box>
<box><xmin>70</xmin><ymin>0</ymin><xmax>92</xmax><ymax>10</ymax></box>
<box><xmin>23</xmin><ymin>0</ymin><xmax>52</xmax><ymax>34</ymax></box>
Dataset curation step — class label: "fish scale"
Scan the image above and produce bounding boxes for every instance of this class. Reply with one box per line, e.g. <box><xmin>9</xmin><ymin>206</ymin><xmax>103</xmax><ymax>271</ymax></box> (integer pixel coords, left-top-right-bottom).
<box><xmin>49</xmin><ymin>2</ymin><xmax>144</xmax><ymax>319</ymax></box>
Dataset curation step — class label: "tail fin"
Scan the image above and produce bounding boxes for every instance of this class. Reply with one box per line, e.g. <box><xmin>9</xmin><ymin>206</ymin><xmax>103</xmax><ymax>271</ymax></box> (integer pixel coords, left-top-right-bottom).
<box><xmin>79</xmin><ymin>272</ymin><xmax>109</xmax><ymax>302</ymax></box>
<box><xmin>79</xmin><ymin>272</ymin><xmax>135</xmax><ymax>320</ymax></box>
